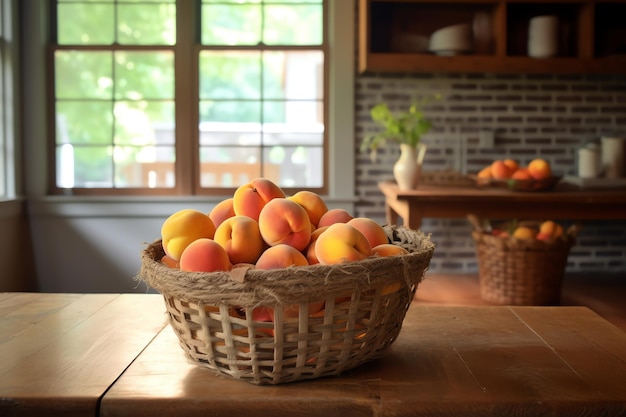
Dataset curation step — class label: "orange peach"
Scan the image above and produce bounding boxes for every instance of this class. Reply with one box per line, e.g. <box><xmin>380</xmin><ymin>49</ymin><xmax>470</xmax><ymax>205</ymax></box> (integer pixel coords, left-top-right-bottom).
<box><xmin>232</xmin><ymin>177</ymin><xmax>286</xmax><ymax>221</ymax></box>
<box><xmin>179</xmin><ymin>238</ymin><xmax>232</xmax><ymax>272</ymax></box>
<box><xmin>347</xmin><ymin>217</ymin><xmax>389</xmax><ymax>249</ymax></box>
<box><xmin>161</xmin><ymin>209</ymin><xmax>216</xmax><ymax>261</ymax></box>
<box><xmin>503</xmin><ymin>159</ymin><xmax>519</xmax><ymax>172</ymax></box>
<box><xmin>512</xmin><ymin>167</ymin><xmax>532</xmax><ymax>180</ymax></box>
<box><xmin>512</xmin><ymin>226</ymin><xmax>537</xmax><ymax>240</ymax></box>
<box><xmin>255</xmin><ymin>244</ymin><xmax>309</xmax><ymax>270</ymax></box>
<box><xmin>287</xmin><ymin>190</ymin><xmax>328</xmax><ymax>228</ymax></box>
<box><xmin>160</xmin><ymin>254</ymin><xmax>179</xmax><ymax>269</ymax></box>
<box><xmin>317</xmin><ymin>208</ymin><xmax>353</xmax><ymax>228</ymax></box>
<box><xmin>539</xmin><ymin>220</ymin><xmax>564</xmax><ymax>239</ymax></box>
<box><xmin>477</xmin><ymin>165</ymin><xmax>492</xmax><ymax>179</ymax></box>
<box><xmin>528</xmin><ymin>158</ymin><xmax>552</xmax><ymax>180</ymax></box>
<box><xmin>258</xmin><ymin>198</ymin><xmax>312</xmax><ymax>251</ymax></box>
<box><xmin>305</xmin><ymin>226</ymin><xmax>329</xmax><ymax>265</ymax></box>
<box><xmin>314</xmin><ymin>223</ymin><xmax>372</xmax><ymax>265</ymax></box>
<box><xmin>208</xmin><ymin>198</ymin><xmax>235</xmax><ymax>229</ymax></box>
<box><xmin>491</xmin><ymin>160</ymin><xmax>514</xmax><ymax>180</ymax></box>
<box><xmin>214</xmin><ymin>215</ymin><xmax>265</xmax><ymax>265</ymax></box>
<box><xmin>371</xmin><ymin>243</ymin><xmax>409</xmax><ymax>257</ymax></box>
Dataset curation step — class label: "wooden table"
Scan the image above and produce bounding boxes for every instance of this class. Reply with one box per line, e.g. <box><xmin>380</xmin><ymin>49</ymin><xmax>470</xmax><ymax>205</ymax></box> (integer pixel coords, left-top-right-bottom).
<box><xmin>2</xmin><ymin>293</ymin><xmax>626</xmax><ymax>417</ymax></box>
<box><xmin>379</xmin><ymin>181</ymin><xmax>626</xmax><ymax>229</ymax></box>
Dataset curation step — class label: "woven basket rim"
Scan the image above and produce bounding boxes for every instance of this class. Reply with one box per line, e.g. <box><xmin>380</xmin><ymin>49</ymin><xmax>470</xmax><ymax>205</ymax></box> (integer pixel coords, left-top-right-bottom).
<box><xmin>138</xmin><ymin>225</ymin><xmax>435</xmax><ymax>306</ymax></box>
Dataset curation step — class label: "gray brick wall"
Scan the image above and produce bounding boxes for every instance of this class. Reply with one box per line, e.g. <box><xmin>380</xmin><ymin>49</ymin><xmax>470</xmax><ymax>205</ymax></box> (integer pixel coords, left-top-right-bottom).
<box><xmin>354</xmin><ymin>73</ymin><xmax>626</xmax><ymax>273</ymax></box>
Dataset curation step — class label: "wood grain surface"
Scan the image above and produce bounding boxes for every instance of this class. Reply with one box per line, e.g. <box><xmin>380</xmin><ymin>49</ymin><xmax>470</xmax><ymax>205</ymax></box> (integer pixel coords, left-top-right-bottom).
<box><xmin>99</xmin><ymin>304</ymin><xmax>626</xmax><ymax>417</ymax></box>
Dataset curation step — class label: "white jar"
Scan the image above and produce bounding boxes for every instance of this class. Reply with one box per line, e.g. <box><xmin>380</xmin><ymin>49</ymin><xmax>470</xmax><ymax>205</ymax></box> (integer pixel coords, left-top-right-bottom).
<box><xmin>601</xmin><ymin>137</ymin><xmax>625</xmax><ymax>178</ymax></box>
<box><xmin>578</xmin><ymin>145</ymin><xmax>601</xmax><ymax>178</ymax></box>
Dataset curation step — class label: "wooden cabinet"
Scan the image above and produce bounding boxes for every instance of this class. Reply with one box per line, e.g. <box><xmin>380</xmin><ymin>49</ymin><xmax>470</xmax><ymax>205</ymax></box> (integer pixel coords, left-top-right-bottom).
<box><xmin>359</xmin><ymin>0</ymin><xmax>626</xmax><ymax>73</ymax></box>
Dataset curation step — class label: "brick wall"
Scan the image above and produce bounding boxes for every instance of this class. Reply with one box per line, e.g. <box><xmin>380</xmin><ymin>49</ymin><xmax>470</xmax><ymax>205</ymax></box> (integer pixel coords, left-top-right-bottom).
<box><xmin>354</xmin><ymin>73</ymin><xmax>626</xmax><ymax>273</ymax></box>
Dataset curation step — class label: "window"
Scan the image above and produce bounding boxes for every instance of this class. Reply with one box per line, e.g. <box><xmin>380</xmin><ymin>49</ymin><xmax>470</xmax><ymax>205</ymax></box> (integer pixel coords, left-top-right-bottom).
<box><xmin>51</xmin><ymin>0</ymin><xmax>326</xmax><ymax>196</ymax></box>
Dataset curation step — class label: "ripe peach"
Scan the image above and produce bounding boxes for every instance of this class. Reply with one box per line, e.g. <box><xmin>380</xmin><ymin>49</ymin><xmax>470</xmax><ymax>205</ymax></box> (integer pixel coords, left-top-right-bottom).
<box><xmin>528</xmin><ymin>158</ymin><xmax>552</xmax><ymax>180</ymax></box>
<box><xmin>512</xmin><ymin>226</ymin><xmax>537</xmax><ymax>240</ymax></box>
<box><xmin>317</xmin><ymin>208</ymin><xmax>353</xmax><ymax>228</ymax></box>
<box><xmin>347</xmin><ymin>217</ymin><xmax>389</xmax><ymax>249</ymax></box>
<box><xmin>503</xmin><ymin>159</ymin><xmax>519</xmax><ymax>172</ymax></box>
<box><xmin>371</xmin><ymin>243</ymin><xmax>409</xmax><ymax>257</ymax></box>
<box><xmin>258</xmin><ymin>198</ymin><xmax>312</xmax><ymax>251</ymax></box>
<box><xmin>232</xmin><ymin>177</ymin><xmax>286</xmax><ymax>221</ymax></box>
<box><xmin>491</xmin><ymin>160</ymin><xmax>514</xmax><ymax>180</ymax></box>
<box><xmin>208</xmin><ymin>198</ymin><xmax>235</xmax><ymax>229</ymax></box>
<box><xmin>314</xmin><ymin>223</ymin><xmax>372</xmax><ymax>265</ymax></box>
<box><xmin>160</xmin><ymin>254</ymin><xmax>179</xmax><ymax>269</ymax></box>
<box><xmin>539</xmin><ymin>220</ymin><xmax>564</xmax><ymax>239</ymax></box>
<box><xmin>161</xmin><ymin>209</ymin><xmax>216</xmax><ymax>261</ymax></box>
<box><xmin>287</xmin><ymin>190</ymin><xmax>328</xmax><ymax>228</ymax></box>
<box><xmin>214</xmin><ymin>215</ymin><xmax>265</xmax><ymax>265</ymax></box>
<box><xmin>179</xmin><ymin>238</ymin><xmax>232</xmax><ymax>272</ymax></box>
<box><xmin>305</xmin><ymin>226</ymin><xmax>329</xmax><ymax>265</ymax></box>
<box><xmin>512</xmin><ymin>167</ymin><xmax>532</xmax><ymax>180</ymax></box>
<box><xmin>477</xmin><ymin>165</ymin><xmax>492</xmax><ymax>179</ymax></box>
<box><xmin>255</xmin><ymin>244</ymin><xmax>309</xmax><ymax>270</ymax></box>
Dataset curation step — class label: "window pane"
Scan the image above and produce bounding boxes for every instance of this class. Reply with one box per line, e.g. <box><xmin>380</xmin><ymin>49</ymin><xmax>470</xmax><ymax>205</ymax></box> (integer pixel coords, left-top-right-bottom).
<box><xmin>263</xmin><ymin>101</ymin><xmax>323</xmax><ymax>136</ymax></box>
<box><xmin>56</xmin><ymin>101</ymin><xmax>113</xmax><ymax>145</ymax></box>
<box><xmin>201</xmin><ymin>4</ymin><xmax>261</xmax><ymax>45</ymax></box>
<box><xmin>57</xmin><ymin>145</ymin><xmax>113</xmax><ymax>188</ymax></box>
<box><xmin>199</xmin><ymin>148</ymin><xmax>263</xmax><ymax>187</ymax></box>
<box><xmin>264</xmin><ymin>5</ymin><xmax>322</xmax><ymax>45</ymax></box>
<box><xmin>114</xmin><ymin>100</ymin><xmax>175</xmax><ymax>146</ymax></box>
<box><xmin>264</xmin><ymin>145</ymin><xmax>323</xmax><ymax>187</ymax></box>
<box><xmin>118</xmin><ymin>3</ymin><xmax>176</xmax><ymax>45</ymax></box>
<box><xmin>55</xmin><ymin>51</ymin><xmax>113</xmax><ymax>99</ymax></box>
<box><xmin>57</xmin><ymin>3</ymin><xmax>115</xmax><ymax>45</ymax></box>
<box><xmin>263</xmin><ymin>51</ymin><xmax>323</xmax><ymax>99</ymax></box>
<box><xmin>114</xmin><ymin>51</ymin><xmax>175</xmax><ymax>100</ymax></box>
<box><xmin>199</xmin><ymin>51</ymin><xmax>261</xmax><ymax>99</ymax></box>
<box><xmin>116</xmin><ymin>147</ymin><xmax>175</xmax><ymax>188</ymax></box>
<box><xmin>199</xmin><ymin>119</ymin><xmax>262</xmax><ymax>146</ymax></box>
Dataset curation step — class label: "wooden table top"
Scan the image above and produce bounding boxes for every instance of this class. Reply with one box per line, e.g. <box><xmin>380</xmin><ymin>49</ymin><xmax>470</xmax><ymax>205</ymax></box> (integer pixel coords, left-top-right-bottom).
<box><xmin>2</xmin><ymin>293</ymin><xmax>626</xmax><ymax>417</ymax></box>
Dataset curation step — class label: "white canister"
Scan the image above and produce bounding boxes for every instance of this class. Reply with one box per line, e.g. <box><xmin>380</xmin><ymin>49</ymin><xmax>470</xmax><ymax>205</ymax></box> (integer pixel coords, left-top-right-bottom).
<box><xmin>528</xmin><ymin>15</ymin><xmax>559</xmax><ymax>58</ymax></box>
<box><xmin>601</xmin><ymin>137</ymin><xmax>626</xmax><ymax>178</ymax></box>
<box><xmin>578</xmin><ymin>145</ymin><xmax>602</xmax><ymax>178</ymax></box>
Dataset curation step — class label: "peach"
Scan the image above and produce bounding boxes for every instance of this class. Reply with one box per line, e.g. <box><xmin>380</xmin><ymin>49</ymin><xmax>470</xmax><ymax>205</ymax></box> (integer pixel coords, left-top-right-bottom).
<box><xmin>512</xmin><ymin>226</ymin><xmax>537</xmax><ymax>240</ymax></box>
<box><xmin>232</xmin><ymin>177</ymin><xmax>286</xmax><ymax>221</ymax></box>
<box><xmin>371</xmin><ymin>243</ymin><xmax>409</xmax><ymax>257</ymax></box>
<box><xmin>314</xmin><ymin>223</ymin><xmax>372</xmax><ymax>265</ymax></box>
<box><xmin>161</xmin><ymin>209</ymin><xmax>216</xmax><ymax>261</ymax></box>
<box><xmin>214</xmin><ymin>215</ymin><xmax>265</xmax><ymax>265</ymax></box>
<box><xmin>503</xmin><ymin>159</ymin><xmax>519</xmax><ymax>172</ymax></box>
<box><xmin>179</xmin><ymin>238</ymin><xmax>232</xmax><ymax>272</ymax></box>
<box><xmin>528</xmin><ymin>158</ymin><xmax>552</xmax><ymax>180</ymax></box>
<box><xmin>477</xmin><ymin>165</ymin><xmax>492</xmax><ymax>179</ymax></box>
<box><xmin>255</xmin><ymin>244</ymin><xmax>309</xmax><ymax>270</ymax></box>
<box><xmin>208</xmin><ymin>198</ymin><xmax>235</xmax><ymax>229</ymax></box>
<box><xmin>491</xmin><ymin>160</ymin><xmax>514</xmax><ymax>180</ymax></box>
<box><xmin>347</xmin><ymin>217</ymin><xmax>389</xmax><ymax>249</ymax></box>
<box><xmin>160</xmin><ymin>254</ymin><xmax>179</xmax><ymax>269</ymax></box>
<box><xmin>287</xmin><ymin>190</ymin><xmax>328</xmax><ymax>228</ymax></box>
<box><xmin>305</xmin><ymin>226</ymin><xmax>329</xmax><ymax>265</ymax></box>
<box><xmin>258</xmin><ymin>198</ymin><xmax>312</xmax><ymax>251</ymax></box>
<box><xmin>539</xmin><ymin>220</ymin><xmax>564</xmax><ymax>239</ymax></box>
<box><xmin>317</xmin><ymin>208</ymin><xmax>353</xmax><ymax>228</ymax></box>
<box><xmin>512</xmin><ymin>167</ymin><xmax>532</xmax><ymax>180</ymax></box>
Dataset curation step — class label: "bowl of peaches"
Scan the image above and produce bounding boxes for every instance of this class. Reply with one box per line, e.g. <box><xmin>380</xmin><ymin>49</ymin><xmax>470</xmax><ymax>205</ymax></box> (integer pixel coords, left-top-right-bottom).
<box><xmin>472</xmin><ymin>158</ymin><xmax>561</xmax><ymax>192</ymax></box>
<box><xmin>138</xmin><ymin>178</ymin><xmax>435</xmax><ymax>385</ymax></box>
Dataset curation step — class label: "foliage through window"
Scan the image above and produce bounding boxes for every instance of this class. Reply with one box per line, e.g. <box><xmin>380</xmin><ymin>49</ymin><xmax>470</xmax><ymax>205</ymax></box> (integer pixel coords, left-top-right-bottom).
<box><xmin>52</xmin><ymin>0</ymin><xmax>326</xmax><ymax>195</ymax></box>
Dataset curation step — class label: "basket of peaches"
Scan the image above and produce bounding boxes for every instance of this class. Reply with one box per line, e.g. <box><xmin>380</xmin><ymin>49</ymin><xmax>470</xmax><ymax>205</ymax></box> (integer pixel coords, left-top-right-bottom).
<box><xmin>138</xmin><ymin>178</ymin><xmax>435</xmax><ymax>385</ymax></box>
<box><xmin>473</xmin><ymin>158</ymin><xmax>561</xmax><ymax>191</ymax></box>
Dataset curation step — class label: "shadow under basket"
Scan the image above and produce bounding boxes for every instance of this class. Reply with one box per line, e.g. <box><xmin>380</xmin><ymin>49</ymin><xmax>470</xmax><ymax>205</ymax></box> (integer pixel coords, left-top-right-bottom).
<box><xmin>138</xmin><ymin>225</ymin><xmax>435</xmax><ymax>385</ymax></box>
<box><xmin>471</xmin><ymin>224</ymin><xmax>579</xmax><ymax>306</ymax></box>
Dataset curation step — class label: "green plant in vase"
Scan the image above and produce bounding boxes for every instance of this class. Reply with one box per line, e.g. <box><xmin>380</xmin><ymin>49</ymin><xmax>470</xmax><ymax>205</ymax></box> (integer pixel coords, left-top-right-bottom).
<box><xmin>361</xmin><ymin>95</ymin><xmax>439</xmax><ymax>190</ymax></box>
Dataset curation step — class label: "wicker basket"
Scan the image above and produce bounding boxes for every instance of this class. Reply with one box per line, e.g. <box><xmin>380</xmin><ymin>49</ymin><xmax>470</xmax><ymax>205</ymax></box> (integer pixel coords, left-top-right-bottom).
<box><xmin>138</xmin><ymin>225</ymin><xmax>435</xmax><ymax>385</ymax></box>
<box><xmin>468</xmin><ymin>215</ymin><xmax>579</xmax><ymax>306</ymax></box>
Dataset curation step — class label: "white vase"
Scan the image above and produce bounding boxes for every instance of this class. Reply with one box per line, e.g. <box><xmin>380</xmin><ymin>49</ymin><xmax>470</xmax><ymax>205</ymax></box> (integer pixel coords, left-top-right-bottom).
<box><xmin>393</xmin><ymin>143</ymin><xmax>427</xmax><ymax>190</ymax></box>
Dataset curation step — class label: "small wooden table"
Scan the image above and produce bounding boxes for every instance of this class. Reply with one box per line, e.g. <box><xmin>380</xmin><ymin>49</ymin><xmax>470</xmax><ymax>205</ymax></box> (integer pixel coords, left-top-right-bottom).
<box><xmin>2</xmin><ymin>293</ymin><xmax>626</xmax><ymax>417</ymax></box>
<box><xmin>379</xmin><ymin>181</ymin><xmax>626</xmax><ymax>229</ymax></box>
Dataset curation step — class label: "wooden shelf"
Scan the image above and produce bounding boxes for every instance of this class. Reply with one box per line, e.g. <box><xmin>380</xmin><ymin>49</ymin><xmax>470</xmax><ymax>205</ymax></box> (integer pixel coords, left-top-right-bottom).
<box><xmin>359</xmin><ymin>0</ymin><xmax>626</xmax><ymax>74</ymax></box>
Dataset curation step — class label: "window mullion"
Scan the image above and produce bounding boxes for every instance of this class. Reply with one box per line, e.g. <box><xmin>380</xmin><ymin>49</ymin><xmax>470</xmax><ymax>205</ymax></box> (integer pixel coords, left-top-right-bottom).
<box><xmin>174</xmin><ymin>0</ymin><xmax>197</xmax><ymax>195</ymax></box>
